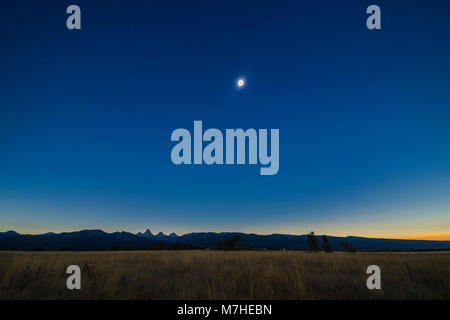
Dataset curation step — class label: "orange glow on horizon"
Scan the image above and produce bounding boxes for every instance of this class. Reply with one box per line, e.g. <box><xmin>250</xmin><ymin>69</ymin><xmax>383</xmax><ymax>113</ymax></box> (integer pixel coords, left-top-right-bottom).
<box><xmin>387</xmin><ymin>232</ymin><xmax>450</xmax><ymax>241</ymax></box>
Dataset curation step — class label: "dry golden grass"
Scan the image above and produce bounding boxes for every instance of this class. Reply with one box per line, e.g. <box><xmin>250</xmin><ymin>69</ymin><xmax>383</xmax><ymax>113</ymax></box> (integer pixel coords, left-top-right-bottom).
<box><xmin>0</xmin><ymin>250</ymin><xmax>449</xmax><ymax>299</ymax></box>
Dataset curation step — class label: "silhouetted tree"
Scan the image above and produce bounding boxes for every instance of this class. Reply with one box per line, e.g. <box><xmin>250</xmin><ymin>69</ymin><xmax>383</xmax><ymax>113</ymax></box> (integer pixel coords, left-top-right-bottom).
<box><xmin>348</xmin><ymin>243</ymin><xmax>356</xmax><ymax>253</ymax></box>
<box><xmin>341</xmin><ymin>241</ymin><xmax>356</xmax><ymax>253</ymax></box>
<box><xmin>306</xmin><ymin>232</ymin><xmax>319</xmax><ymax>251</ymax></box>
<box><xmin>341</xmin><ymin>241</ymin><xmax>349</xmax><ymax>250</ymax></box>
<box><xmin>231</xmin><ymin>234</ymin><xmax>241</xmax><ymax>250</ymax></box>
<box><xmin>321</xmin><ymin>235</ymin><xmax>333</xmax><ymax>252</ymax></box>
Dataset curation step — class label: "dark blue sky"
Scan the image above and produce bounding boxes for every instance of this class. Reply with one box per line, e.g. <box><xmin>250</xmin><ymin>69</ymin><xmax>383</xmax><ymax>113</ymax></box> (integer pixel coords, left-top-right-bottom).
<box><xmin>1</xmin><ymin>1</ymin><xmax>449</xmax><ymax>238</ymax></box>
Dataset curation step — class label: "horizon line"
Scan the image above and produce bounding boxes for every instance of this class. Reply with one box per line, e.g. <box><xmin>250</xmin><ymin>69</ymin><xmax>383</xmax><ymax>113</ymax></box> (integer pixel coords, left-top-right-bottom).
<box><xmin>2</xmin><ymin>228</ymin><xmax>450</xmax><ymax>242</ymax></box>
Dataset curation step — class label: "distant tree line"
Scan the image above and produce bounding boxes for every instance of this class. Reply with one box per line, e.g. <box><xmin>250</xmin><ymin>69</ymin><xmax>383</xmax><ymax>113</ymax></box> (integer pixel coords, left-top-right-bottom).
<box><xmin>216</xmin><ymin>234</ymin><xmax>241</xmax><ymax>250</ymax></box>
<box><xmin>306</xmin><ymin>232</ymin><xmax>356</xmax><ymax>253</ymax></box>
<box><xmin>110</xmin><ymin>242</ymin><xmax>194</xmax><ymax>251</ymax></box>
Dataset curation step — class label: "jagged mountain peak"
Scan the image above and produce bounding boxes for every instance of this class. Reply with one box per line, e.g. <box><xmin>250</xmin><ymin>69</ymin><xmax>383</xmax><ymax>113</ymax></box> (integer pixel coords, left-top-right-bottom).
<box><xmin>136</xmin><ymin>229</ymin><xmax>153</xmax><ymax>237</ymax></box>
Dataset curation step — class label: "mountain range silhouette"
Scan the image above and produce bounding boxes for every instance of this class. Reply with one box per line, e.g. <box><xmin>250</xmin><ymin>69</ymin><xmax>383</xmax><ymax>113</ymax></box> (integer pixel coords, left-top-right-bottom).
<box><xmin>0</xmin><ymin>229</ymin><xmax>449</xmax><ymax>251</ymax></box>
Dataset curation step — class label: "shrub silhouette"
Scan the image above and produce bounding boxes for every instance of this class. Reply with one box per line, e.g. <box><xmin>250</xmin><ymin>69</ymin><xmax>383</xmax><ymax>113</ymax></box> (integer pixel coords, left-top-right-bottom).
<box><xmin>172</xmin><ymin>243</ymin><xmax>185</xmax><ymax>250</ymax></box>
<box><xmin>151</xmin><ymin>242</ymin><xmax>165</xmax><ymax>250</ymax></box>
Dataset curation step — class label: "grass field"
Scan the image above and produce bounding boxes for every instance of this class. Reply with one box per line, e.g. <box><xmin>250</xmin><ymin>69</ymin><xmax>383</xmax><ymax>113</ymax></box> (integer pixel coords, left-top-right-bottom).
<box><xmin>0</xmin><ymin>250</ymin><xmax>449</xmax><ymax>299</ymax></box>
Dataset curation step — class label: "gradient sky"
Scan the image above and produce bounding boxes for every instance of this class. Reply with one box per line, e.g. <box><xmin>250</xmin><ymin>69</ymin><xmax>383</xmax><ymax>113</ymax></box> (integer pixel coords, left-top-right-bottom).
<box><xmin>1</xmin><ymin>1</ymin><xmax>449</xmax><ymax>239</ymax></box>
